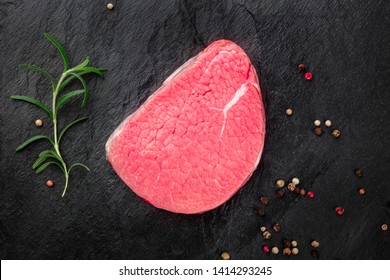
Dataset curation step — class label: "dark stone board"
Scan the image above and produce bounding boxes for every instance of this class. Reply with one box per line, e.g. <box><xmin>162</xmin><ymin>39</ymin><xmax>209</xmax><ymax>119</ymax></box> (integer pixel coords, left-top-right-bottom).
<box><xmin>1</xmin><ymin>0</ymin><xmax>390</xmax><ymax>260</ymax></box>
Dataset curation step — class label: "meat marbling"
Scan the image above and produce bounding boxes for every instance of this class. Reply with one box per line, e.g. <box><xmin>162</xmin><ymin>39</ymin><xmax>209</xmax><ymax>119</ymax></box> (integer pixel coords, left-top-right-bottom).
<box><xmin>106</xmin><ymin>40</ymin><xmax>265</xmax><ymax>214</ymax></box>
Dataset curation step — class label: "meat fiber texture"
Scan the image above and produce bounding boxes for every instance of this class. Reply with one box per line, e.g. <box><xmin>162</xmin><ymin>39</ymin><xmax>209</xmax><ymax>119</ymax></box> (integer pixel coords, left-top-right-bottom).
<box><xmin>106</xmin><ymin>40</ymin><xmax>265</xmax><ymax>214</ymax></box>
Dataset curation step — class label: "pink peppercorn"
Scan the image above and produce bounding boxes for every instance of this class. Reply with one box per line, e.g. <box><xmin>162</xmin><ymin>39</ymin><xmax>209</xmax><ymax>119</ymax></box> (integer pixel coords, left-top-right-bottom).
<box><xmin>307</xmin><ymin>191</ymin><xmax>314</xmax><ymax>198</ymax></box>
<box><xmin>335</xmin><ymin>207</ymin><xmax>344</xmax><ymax>215</ymax></box>
<box><xmin>305</xmin><ymin>72</ymin><xmax>313</xmax><ymax>80</ymax></box>
<box><xmin>262</xmin><ymin>245</ymin><xmax>270</xmax><ymax>253</ymax></box>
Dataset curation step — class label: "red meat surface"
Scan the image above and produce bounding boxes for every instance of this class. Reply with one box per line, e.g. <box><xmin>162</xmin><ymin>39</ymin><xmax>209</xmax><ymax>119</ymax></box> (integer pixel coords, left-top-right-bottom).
<box><xmin>106</xmin><ymin>40</ymin><xmax>265</xmax><ymax>214</ymax></box>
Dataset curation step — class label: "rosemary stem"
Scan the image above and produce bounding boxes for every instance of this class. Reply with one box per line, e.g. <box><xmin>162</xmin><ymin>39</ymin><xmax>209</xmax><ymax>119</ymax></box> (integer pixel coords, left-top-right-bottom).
<box><xmin>53</xmin><ymin>72</ymin><xmax>70</xmax><ymax>196</ymax></box>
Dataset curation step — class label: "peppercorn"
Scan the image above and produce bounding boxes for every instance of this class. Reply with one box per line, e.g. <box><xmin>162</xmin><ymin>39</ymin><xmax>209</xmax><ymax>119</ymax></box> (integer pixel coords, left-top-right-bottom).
<box><xmin>263</xmin><ymin>231</ymin><xmax>272</xmax><ymax>239</ymax></box>
<box><xmin>275</xmin><ymin>189</ymin><xmax>285</xmax><ymax>198</ymax></box>
<box><xmin>260</xmin><ymin>226</ymin><xmax>267</xmax><ymax>233</ymax></box>
<box><xmin>325</xmin><ymin>120</ymin><xmax>332</xmax><ymax>127</ymax></box>
<box><xmin>294</xmin><ymin>186</ymin><xmax>301</xmax><ymax>194</ymax></box>
<box><xmin>381</xmin><ymin>224</ymin><xmax>388</xmax><ymax>231</ymax></box>
<box><xmin>262</xmin><ymin>245</ymin><xmax>270</xmax><ymax>253</ymax></box>
<box><xmin>298</xmin><ymin>64</ymin><xmax>305</xmax><ymax>71</ymax></box>
<box><xmin>355</xmin><ymin>169</ymin><xmax>363</xmax><ymax>177</ymax></box>
<box><xmin>311</xmin><ymin>250</ymin><xmax>320</xmax><ymax>258</ymax></box>
<box><xmin>273</xmin><ymin>223</ymin><xmax>281</xmax><ymax>233</ymax></box>
<box><xmin>332</xmin><ymin>129</ymin><xmax>341</xmax><ymax>138</ymax></box>
<box><xmin>304</xmin><ymin>72</ymin><xmax>313</xmax><ymax>80</ymax></box>
<box><xmin>221</xmin><ymin>252</ymin><xmax>230</xmax><ymax>260</ymax></box>
<box><xmin>283</xmin><ymin>239</ymin><xmax>292</xmax><ymax>248</ymax></box>
<box><xmin>283</xmin><ymin>248</ymin><xmax>292</xmax><ymax>256</ymax></box>
<box><xmin>314</xmin><ymin>120</ymin><xmax>321</xmax><ymax>127</ymax></box>
<box><xmin>46</xmin><ymin>180</ymin><xmax>54</xmax><ymax>187</ymax></box>
<box><xmin>260</xmin><ymin>196</ymin><xmax>269</xmax><ymax>206</ymax></box>
<box><xmin>107</xmin><ymin>3</ymin><xmax>114</xmax><ymax>10</ymax></box>
<box><xmin>335</xmin><ymin>207</ymin><xmax>344</xmax><ymax>215</ymax></box>
<box><xmin>314</xmin><ymin>127</ymin><xmax>323</xmax><ymax>136</ymax></box>
<box><xmin>311</xmin><ymin>240</ymin><xmax>320</xmax><ymax>248</ymax></box>
<box><xmin>299</xmin><ymin>188</ymin><xmax>306</xmax><ymax>196</ymax></box>
<box><xmin>358</xmin><ymin>188</ymin><xmax>365</xmax><ymax>195</ymax></box>
<box><xmin>292</xmin><ymin>177</ymin><xmax>300</xmax><ymax>185</ymax></box>
<box><xmin>286</xmin><ymin>108</ymin><xmax>293</xmax><ymax>116</ymax></box>
<box><xmin>276</xmin><ymin>179</ymin><xmax>285</xmax><ymax>188</ymax></box>
<box><xmin>307</xmin><ymin>191</ymin><xmax>315</xmax><ymax>198</ymax></box>
<box><xmin>287</xmin><ymin>183</ymin><xmax>296</xmax><ymax>192</ymax></box>
<box><xmin>271</xmin><ymin>247</ymin><xmax>279</xmax><ymax>254</ymax></box>
<box><xmin>35</xmin><ymin>119</ymin><xmax>43</xmax><ymax>127</ymax></box>
<box><xmin>256</xmin><ymin>208</ymin><xmax>266</xmax><ymax>217</ymax></box>
<box><xmin>291</xmin><ymin>248</ymin><xmax>299</xmax><ymax>255</ymax></box>
<box><xmin>291</xmin><ymin>240</ymin><xmax>298</xmax><ymax>247</ymax></box>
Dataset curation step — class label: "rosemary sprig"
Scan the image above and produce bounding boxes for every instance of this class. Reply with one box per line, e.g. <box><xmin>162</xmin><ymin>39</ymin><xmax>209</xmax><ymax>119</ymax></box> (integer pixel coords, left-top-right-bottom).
<box><xmin>11</xmin><ymin>32</ymin><xmax>106</xmax><ymax>197</ymax></box>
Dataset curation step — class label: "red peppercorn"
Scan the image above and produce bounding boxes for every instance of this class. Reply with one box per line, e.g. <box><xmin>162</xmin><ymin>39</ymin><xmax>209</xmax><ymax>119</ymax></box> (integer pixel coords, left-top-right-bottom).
<box><xmin>305</xmin><ymin>72</ymin><xmax>313</xmax><ymax>80</ymax></box>
<box><xmin>262</xmin><ymin>245</ymin><xmax>270</xmax><ymax>253</ymax></box>
<box><xmin>335</xmin><ymin>207</ymin><xmax>344</xmax><ymax>215</ymax></box>
<box><xmin>307</xmin><ymin>191</ymin><xmax>315</xmax><ymax>198</ymax></box>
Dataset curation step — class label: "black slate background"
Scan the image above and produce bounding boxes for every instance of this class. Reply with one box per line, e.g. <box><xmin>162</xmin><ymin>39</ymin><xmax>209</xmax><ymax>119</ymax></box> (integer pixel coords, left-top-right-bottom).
<box><xmin>1</xmin><ymin>0</ymin><xmax>390</xmax><ymax>260</ymax></box>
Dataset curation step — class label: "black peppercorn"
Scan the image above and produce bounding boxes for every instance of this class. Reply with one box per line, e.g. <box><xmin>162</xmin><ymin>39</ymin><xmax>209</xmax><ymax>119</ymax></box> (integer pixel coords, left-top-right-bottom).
<box><xmin>275</xmin><ymin>189</ymin><xmax>285</xmax><ymax>198</ymax></box>
<box><xmin>294</xmin><ymin>186</ymin><xmax>301</xmax><ymax>194</ymax></box>
<box><xmin>260</xmin><ymin>196</ymin><xmax>270</xmax><ymax>206</ymax></box>
<box><xmin>283</xmin><ymin>239</ymin><xmax>292</xmax><ymax>248</ymax></box>
<box><xmin>256</xmin><ymin>208</ymin><xmax>266</xmax><ymax>217</ymax></box>
<box><xmin>355</xmin><ymin>169</ymin><xmax>363</xmax><ymax>177</ymax></box>
<box><xmin>298</xmin><ymin>64</ymin><xmax>305</xmax><ymax>71</ymax></box>
<box><xmin>299</xmin><ymin>188</ymin><xmax>306</xmax><ymax>196</ymax></box>
<box><xmin>314</xmin><ymin>127</ymin><xmax>323</xmax><ymax>136</ymax></box>
<box><xmin>311</xmin><ymin>250</ymin><xmax>320</xmax><ymax>258</ymax></box>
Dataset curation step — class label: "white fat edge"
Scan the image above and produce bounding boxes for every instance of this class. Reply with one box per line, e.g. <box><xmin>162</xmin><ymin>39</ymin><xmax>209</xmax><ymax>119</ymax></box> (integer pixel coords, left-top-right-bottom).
<box><xmin>163</xmin><ymin>55</ymin><xmax>198</xmax><ymax>85</ymax></box>
<box><xmin>105</xmin><ymin>54</ymin><xmax>200</xmax><ymax>158</ymax></box>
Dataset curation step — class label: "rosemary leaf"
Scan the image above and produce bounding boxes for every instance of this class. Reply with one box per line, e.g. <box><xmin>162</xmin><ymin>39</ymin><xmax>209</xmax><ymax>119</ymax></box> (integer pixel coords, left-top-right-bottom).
<box><xmin>58</xmin><ymin>116</ymin><xmax>89</xmax><ymax>144</ymax></box>
<box><xmin>36</xmin><ymin>161</ymin><xmax>63</xmax><ymax>174</ymax></box>
<box><xmin>15</xmin><ymin>135</ymin><xmax>54</xmax><ymax>152</ymax></box>
<box><xmin>56</xmin><ymin>90</ymin><xmax>84</xmax><ymax>111</ymax></box>
<box><xmin>18</xmin><ymin>64</ymin><xmax>56</xmax><ymax>90</ymax></box>
<box><xmin>44</xmin><ymin>32</ymin><xmax>69</xmax><ymax>72</ymax></box>
<box><xmin>10</xmin><ymin>95</ymin><xmax>53</xmax><ymax>119</ymax></box>
<box><xmin>69</xmin><ymin>73</ymin><xmax>88</xmax><ymax>107</ymax></box>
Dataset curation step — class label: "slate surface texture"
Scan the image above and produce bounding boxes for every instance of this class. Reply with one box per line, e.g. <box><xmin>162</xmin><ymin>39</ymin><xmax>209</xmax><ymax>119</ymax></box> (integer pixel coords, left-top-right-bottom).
<box><xmin>1</xmin><ymin>0</ymin><xmax>390</xmax><ymax>259</ymax></box>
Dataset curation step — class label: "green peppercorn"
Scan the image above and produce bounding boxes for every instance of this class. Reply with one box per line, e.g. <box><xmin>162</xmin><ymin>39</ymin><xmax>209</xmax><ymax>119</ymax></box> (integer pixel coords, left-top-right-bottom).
<box><xmin>332</xmin><ymin>129</ymin><xmax>341</xmax><ymax>138</ymax></box>
<box><xmin>283</xmin><ymin>248</ymin><xmax>291</xmax><ymax>256</ymax></box>
<box><xmin>221</xmin><ymin>252</ymin><xmax>230</xmax><ymax>260</ymax></box>
<box><xmin>287</xmin><ymin>183</ymin><xmax>296</xmax><ymax>192</ymax></box>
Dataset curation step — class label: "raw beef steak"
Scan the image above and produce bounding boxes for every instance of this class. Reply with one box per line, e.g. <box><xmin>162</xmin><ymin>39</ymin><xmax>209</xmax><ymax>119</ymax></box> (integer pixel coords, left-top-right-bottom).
<box><xmin>106</xmin><ymin>40</ymin><xmax>265</xmax><ymax>214</ymax></box>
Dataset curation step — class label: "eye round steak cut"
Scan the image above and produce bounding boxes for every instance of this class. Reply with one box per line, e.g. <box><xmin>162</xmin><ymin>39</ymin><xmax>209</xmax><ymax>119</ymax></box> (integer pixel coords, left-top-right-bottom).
<box><xmin>106</xmin><ymin>40</ymin><xmax>265</xmax><ymax>214</ymax></box>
